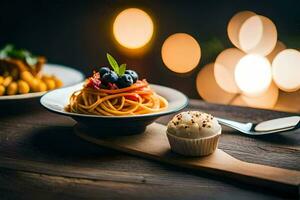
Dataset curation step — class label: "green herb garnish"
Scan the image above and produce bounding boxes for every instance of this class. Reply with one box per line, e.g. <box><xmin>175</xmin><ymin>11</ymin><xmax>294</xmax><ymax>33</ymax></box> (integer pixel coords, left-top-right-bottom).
<box><xmin>119</xmin><ymin>63</ymin><xmax>126</xmax><ymax>76</ymax></box>
<box><xmin>106</xmin><ymin>53</ymin><xmax>126</xmax><ymax>76</ymax></box>
<box><xmin>0</xmin><ymin>44</ymin><xmax>13</xmax><ymax>59</ymax></box>
<box><xmin>0</xmin><ymin>44</ymin><xmax>39</xmax><ymax>68</ymax></box>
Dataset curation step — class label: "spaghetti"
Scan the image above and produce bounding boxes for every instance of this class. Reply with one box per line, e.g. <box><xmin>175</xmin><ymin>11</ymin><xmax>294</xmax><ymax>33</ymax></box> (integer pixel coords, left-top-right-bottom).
<box><xmin>66</xmin><ymin>80</ymin><xmax>168</xmax><ymax>116</ymax></box>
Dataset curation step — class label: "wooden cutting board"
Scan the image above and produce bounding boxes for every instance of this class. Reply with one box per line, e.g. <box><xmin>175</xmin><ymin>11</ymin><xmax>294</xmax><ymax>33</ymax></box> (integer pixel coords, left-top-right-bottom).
<box><xmin>75</xmin><ymin>122</ymin><xmax>300</xmax><ymax>194</ymax></box>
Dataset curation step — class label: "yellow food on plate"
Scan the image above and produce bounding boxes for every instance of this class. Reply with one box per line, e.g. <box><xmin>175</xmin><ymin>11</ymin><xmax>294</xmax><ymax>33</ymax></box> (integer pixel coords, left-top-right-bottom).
<box><xmin>0</xmin><ymin>44</ymin><xmax>63</xmax><ymax>96</ymax></box>
<box><xmin>20</xmin><ymin>71</ymin><xmax>34</xmax><ymax>82</ymax></box>
<box><xmin>35</xmin><ymin>80</ymin><xmax>47</xmax><ymax>92</ymax></box>
<box><xmin>2</xmin><ymin>76</ymin><xmax>12</xmax><ymax>87</ymax></box>
<box><xmin>44</xmin><ymin>79</ymin><xmax>56</xmax><ymax>90</ymax></box>
<box><xmin>66</xmin><ymin>53</ymin><xmax>168</xmax><ymax>116</ymax></box>
<box><xmin>53</xmin><ymin>77</ymin><xmax>63</xmax><ymax>88</ymax></box>
<box><xmin>18</xmin><ymin>80</ymin><xmax>30</xmax><ymax>94</ymax></box>
<box><xmin>7</xmin><ymin>82</ymin><xmax>18</xmax><ymax>95</ymax></box>
<box><xmin>0</xmin><ymin>85</ymin><xmax>5</xmax><ymax>96</ymax></box>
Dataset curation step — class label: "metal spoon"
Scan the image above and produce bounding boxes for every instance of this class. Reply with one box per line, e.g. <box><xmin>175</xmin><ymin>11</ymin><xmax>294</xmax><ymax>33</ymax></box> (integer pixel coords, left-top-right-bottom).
<box><xmin>216</xmin><ymin>116</ymin><xmax>300</xmax><ymax>135</ymax></box>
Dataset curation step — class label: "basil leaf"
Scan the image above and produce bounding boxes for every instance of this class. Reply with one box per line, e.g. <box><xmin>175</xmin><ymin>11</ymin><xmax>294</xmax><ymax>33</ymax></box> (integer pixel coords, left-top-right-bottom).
<box><xmin>0</xmin><ymin>44</ymin><xmax>14</xmax><ymax>58</ymax></box>
<box><xmin>1</xmin><ymin>44</ymin><xmax>13</xmax><ymax>53</ymax></box>
<box><xmin>8</xmin><ymin>50</ymin><xmax>27</xmax><ymax>59</ymax></box>
<box><xmin>106</xmin><ymin>53</ymin><xmax>119</xmax><ymax>74</ymax></box>
<box><xmin>25</xmin><ymin>56</ymin><xmax>38</xmax><ymax>67</ymax></box>
<box><xmin>119</xmin><ymin>64</ymin><xmax>126</xmax><ymax>76</ymax></box>
<box><xmin>0</xmin><ymin>51</ymin><xmax>6</xmax><ymax>59</ymax></box>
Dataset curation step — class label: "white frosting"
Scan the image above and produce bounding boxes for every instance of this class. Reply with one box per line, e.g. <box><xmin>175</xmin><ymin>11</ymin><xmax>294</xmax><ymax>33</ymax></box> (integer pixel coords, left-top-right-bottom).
<box><xmin>167</xmin><ymin>111</ymin><xmax>221</xmax><ymax>139</ymax></box>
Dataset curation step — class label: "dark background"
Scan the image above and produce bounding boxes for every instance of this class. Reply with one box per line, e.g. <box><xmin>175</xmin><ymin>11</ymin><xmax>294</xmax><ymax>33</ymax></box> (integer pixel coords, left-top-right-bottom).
<box><xmin>0</xmin><ymin>0</ymin><xmax>299</xmax><ymax>98</ymax></box>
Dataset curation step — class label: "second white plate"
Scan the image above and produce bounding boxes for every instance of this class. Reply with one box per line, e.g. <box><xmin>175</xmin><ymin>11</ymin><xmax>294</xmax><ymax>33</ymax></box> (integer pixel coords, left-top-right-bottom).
<box><xmin>0</xmin><ymin>63</ymin><xmax>84</xmax><ymax>101</ymax></box>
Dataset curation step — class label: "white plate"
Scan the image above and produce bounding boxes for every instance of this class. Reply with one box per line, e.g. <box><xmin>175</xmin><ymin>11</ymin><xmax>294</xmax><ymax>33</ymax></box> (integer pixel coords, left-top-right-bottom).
<box><xmin>40</xmin><ymin>83</ymin><xmax>188</xmax><ymax>135</ymax></box>
<box><xmin>0</xmin><ymin>63</ymin><xmax>84</xmax><ymax>100</ymax></box>
<box><xmin>41</xmin><ymin>83</ymin><xmax>188</xmax><ymax>119</ymax></box>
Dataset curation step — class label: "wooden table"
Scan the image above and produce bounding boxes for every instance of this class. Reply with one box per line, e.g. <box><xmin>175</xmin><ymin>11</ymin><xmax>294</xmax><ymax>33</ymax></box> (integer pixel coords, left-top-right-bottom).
<box><xmin>0</xmin><ymin>99</ymin><xmax>299</xmax><ymax>200</ymax></box>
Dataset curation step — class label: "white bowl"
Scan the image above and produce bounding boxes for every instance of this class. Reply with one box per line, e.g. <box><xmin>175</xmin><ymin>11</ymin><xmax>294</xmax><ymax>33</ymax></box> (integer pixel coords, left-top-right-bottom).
<box><xmin>40</xmin><ymin>83</ymin><xmax>188</xmax><ymax>135</ymax></box>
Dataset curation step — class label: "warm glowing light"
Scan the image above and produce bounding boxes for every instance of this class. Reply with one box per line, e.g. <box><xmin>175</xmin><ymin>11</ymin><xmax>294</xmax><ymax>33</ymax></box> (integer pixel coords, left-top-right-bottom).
<box><xmin>272</xmin><ymin>49</ymin><xmax>300</xmax><ymax>92</ymax></box>
<box><xmin>113</xmin><ymin>8</ymin><xmax>154</xmax><ymax>49</ymax></box>
<box><xmin>241</xmin><ymin>82</ymin><xmax>279</xmax><ymax>109</ymax></box>
<box><xmin>266</xmin><ymin>41</ymin><xmax>286</xmax><ymax>62</ymax></box>
<box><xmin>227</xmin><ymin>11</ymin><xmax>256</xmax><ymax>48</ymax></box>
<box><xmin>214</xmin><ymin>48</ymin><xmax>245</xmax><ymax>93</ymax></box>
<box><xmin>230</xmin><ymin>96</ymin><xmax>247</xmax><ymax>107</ymax></box>
<box><xmin>274</xmin><ymin>91</ymin><xmax>300</xmax><ymax>113</ymax></box>
<box><xmin>235</xmin><ymin>54</ymin><xmax>272</xmax><ymax>97</ymax></box>
<box><xmin>196</xmin><ymin>63</ymin><xmax>236</xmax><ymax>104</ymax></box>
<box><xmin>239</xmin><ymin>15</ymin><xmax>277</xmax><ymax>56</ymax></box>
<box><xmin>162</xmin><ymin>33</ymin><xmax>201</xmax><ymax>73</ymax></box>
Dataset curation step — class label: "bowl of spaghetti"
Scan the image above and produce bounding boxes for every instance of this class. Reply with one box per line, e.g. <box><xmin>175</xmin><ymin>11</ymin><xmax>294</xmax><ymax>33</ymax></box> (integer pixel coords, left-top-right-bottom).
<box><xmin>40</xmin><ymin>54</ymin><xmax>188</xmax><ymax>135</ymax></box>
<box><xmin>40</xmin><ymin>81</ymin><xmax>187</xmax><ymax>135</ymax></box>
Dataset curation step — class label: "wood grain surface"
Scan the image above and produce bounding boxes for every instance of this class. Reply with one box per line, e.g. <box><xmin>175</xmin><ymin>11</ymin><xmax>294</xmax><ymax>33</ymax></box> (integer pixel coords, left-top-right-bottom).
<box><xmin>0</xmin><ymin>99</ymin><xmax>299</xmax><ymax>200</ymax></box>
<box><xmin>75</xmin><ymin>123</ymin><xmax>300</xmax><ymax>194</ymax></box>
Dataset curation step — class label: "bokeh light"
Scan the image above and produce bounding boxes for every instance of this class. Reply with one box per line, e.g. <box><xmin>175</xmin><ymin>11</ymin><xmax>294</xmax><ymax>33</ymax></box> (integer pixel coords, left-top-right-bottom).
<box><xmin>196</xmin><ymin>63</ymin><xmax>236</xmax><ymax>104</ymax></box>
<box><xmin>241</xmin><ymin>82</ymin><xmax>279</xmax><ymax>109</ymax></box>
<box><xmin>272</xmin><ymin>49</ymin><xmax>300</xmax><ymax>92</ymax></box>
<box><xmin>235</xmin><ymin>54</ymin><xmax>272</xmax><ymax>97</ymax></box>
<box><xmin>113</xmin><ymin>8</ymin><xmax>154</xmax><ymax>49</ymax></box>
<box><xmin>266</xmin><ymin>41</ymin><xmax>286</xmax><ymax>62</ymax></box>
<box><xmin>239</xmin><ymin>15</ymin><xmax>277</xmax><ymax>56</ymax></box>
<box><xmin>230</xmin><ymin>96</ymin><xmax>247</xmax><ymax>107</ymax></box>
<box><xmin>199</xmin><ymin>10</ymin><xmax>298</xmax><ymax>112</ymax></box>
<box><xmin>227</xmin><ymin>11</ymin><xmax>256</xmax><ymax>49</ymax></box>
<box><xmin>274</xmin><ymin>90</ymin><xmax>300</xmax><ymax>113</ymax></box>
<box><xmin>214</xmin><ymin>48</ymin><xmax>245</xmax><ymax>93</ymax></box>
<box><xmin>162</xmin><ymin>33</ymin><xmax>201</xmax><ymax>73</ymax></box>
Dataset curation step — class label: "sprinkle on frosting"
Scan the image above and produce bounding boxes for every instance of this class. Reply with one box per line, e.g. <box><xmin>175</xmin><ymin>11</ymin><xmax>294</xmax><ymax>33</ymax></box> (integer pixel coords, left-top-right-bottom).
<box><xmin>167</xmin><ymin>111</ymin><xmax>221</xmax><ymax>139</ymax></box>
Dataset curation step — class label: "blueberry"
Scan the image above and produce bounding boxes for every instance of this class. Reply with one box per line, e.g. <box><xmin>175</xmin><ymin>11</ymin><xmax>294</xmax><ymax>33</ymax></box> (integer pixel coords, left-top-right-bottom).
<box><xmin>102</xmin><ymin>71</ymin><xmax>118</xmax><ymax>84</ymax></box>
<box><xmin>99</xmin><ymin>67</ymin><xmax>110</xmax><ymax>77</ymax></box>
<box><xmin>117</xmin><ymin>74</ymin><xmax>133</xmax><ymax>88</ymax></box>
<box><xmin>125</xmin><ymin>70</ymin><xmax>138</xmax><ymax>83</ymax></box>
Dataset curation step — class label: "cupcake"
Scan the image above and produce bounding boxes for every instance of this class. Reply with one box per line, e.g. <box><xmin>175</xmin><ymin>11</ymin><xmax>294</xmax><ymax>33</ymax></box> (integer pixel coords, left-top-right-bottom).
<box><xmin>166</xmin><ymin>111</ymin><xmax>221</xmax><ymax>156</ymax></box>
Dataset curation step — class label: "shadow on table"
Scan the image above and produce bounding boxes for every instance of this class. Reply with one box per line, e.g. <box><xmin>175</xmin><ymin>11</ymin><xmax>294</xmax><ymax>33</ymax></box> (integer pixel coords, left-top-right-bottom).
<box><xmin>25</xmin><ymin>126</ymin><xmax>121</xmax><ymax>161</ymax></box>
<box><xmin>0</xmin><ymin>98</ymin><xmax>43</xmax><ymax>117</ymax></box>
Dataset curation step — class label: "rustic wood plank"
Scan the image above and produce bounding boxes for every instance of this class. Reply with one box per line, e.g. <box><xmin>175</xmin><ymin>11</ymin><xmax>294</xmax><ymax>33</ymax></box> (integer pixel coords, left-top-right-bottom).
<box><xmin>75</xmin><ymin>123</ymin><xmax>300</xmax><ymax>195</ymax></box>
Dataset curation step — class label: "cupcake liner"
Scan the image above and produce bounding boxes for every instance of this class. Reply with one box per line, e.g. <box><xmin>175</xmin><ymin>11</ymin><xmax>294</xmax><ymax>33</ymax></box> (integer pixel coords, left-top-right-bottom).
<box><xmin>167</xmin><ymin>129</ymin><xmax>221</xmax><ymax>156</ymax></box>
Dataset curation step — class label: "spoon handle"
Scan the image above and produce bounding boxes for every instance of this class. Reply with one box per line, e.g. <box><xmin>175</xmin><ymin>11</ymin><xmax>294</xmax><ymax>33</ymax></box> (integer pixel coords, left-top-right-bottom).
<box><xmin>216</xmin><ymin>116</ymin><xmax>300</xmax><ymax>134</ymax></box>
<box><xmin>216</xmin><ymin>117</ymin><xmax>251</xmax><ymax>133</ymax></box>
